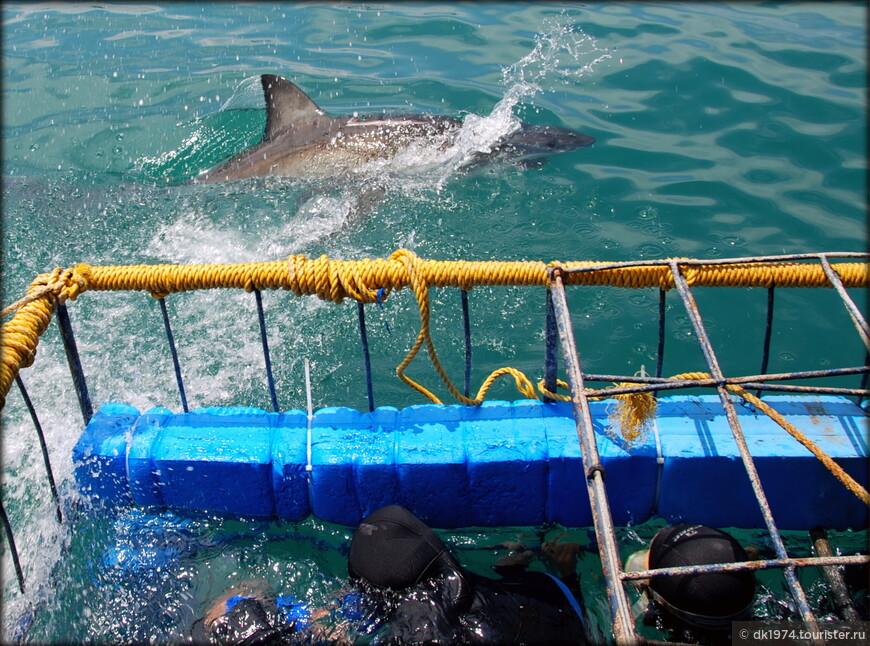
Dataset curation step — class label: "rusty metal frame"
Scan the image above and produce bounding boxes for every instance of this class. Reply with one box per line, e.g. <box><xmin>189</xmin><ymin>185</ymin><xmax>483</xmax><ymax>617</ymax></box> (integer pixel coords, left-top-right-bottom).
<box><xmin>547</xmin><ymin>252</ymin><xmax>869</xmax><ymax>645</ymax></box>
<box><xmin>549</xmin><ymin>266</ymin><xmax>638</xmax><ymax>643</ymax></box>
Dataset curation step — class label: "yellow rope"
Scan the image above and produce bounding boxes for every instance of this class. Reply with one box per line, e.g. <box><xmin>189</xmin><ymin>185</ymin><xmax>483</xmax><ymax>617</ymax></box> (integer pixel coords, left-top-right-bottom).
<box><xmin>537</xmin><ymin>377</ymin><xmax>657</xmax><ymax>445</ymax></box>
<box><xmin>537</xmin><ymin>378</ymin><xmax>571</xmax><ymax>402</ymax></box>
<box><xmin>0</xmin><ymin>267</ymin><xmax>87</xmax><ymax>409</ymax></box>
<box><xmin>390</xmin><ymin>249</ymin><xmax>541</xmax><ymax>405</ymax></box>
<box><xmin>2</xmin><ymin>251</ymin><xmax>868</xmax><ymax>412</ymax></box>
<box><xmin>607</xmin><ymin>384</ymin><xmax>658</xmax><ymax>444</ymax></box>
<box><xmin>11</xmin><ymin>254</ymin><xmax>862</xmax><ymax>301</ymax></box>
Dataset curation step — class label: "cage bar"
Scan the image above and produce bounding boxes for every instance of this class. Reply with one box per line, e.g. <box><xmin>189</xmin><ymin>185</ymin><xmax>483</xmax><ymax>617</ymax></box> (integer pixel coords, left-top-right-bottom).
<box><xmin>253</xmin><ymin>289</ymin><xmax>279</xmax><ymax>413</ymax></box>
<box><xmin>158</xmin><ymin>297</ymin><xmax>189</xmax><ymax>413</ymax></box>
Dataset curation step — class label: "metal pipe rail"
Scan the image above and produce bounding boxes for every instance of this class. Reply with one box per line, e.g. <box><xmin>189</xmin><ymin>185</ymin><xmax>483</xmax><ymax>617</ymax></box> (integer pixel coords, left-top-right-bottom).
<box><xmin>620</xmin><ymin>554</ymin><xmax>870</xmax><ymax>581</ymax></box>
<box><xmin>581</xmin><ymin>366</ymin><xmax>869</xmax><ymax>398</ymax></box>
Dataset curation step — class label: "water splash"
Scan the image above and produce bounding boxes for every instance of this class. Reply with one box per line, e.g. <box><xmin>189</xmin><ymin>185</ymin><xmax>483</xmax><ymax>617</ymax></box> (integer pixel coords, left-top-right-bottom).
<box><xmin>373</xmin><ymin>18</ymin><xmax>611</xmax><ymax>193</ymax></box>
<box><xmin>136</xmin><ymin>19</ymin><xmax>609</xmax><ymax>201</ymax></box>
<box><xmin>147</xmin><ymin>183</ymin><xmax>360</xmax><ymax>264</ymax></box>
<box><xmin>505</xmin><ymin>18</ymin><xmax>612</xmax><ymax>93</ymax></box>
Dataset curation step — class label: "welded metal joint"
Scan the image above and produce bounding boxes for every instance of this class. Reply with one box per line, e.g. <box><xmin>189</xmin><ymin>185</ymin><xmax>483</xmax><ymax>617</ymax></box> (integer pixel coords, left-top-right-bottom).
<box><xmin>587</xmin><ymin>462</ymin><xmax>607</xmax><ymax>482</ymax></box>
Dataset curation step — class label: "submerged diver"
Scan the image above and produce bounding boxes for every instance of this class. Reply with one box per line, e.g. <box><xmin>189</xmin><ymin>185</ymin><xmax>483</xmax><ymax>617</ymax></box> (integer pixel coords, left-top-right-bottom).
<box><xmin>346</xmin><ymin>504</ymin><xmax>592</xmax><ymax>645</ymax></box>
<box><xmin>190</xmin><ymin>578</ymin><xmax>363</xmax><ymax>645</ymax></box>
<box><xmin>191</xmin><ymin>504</ymin><xmax>591</xmax><ymax>645</ymax></box>
<box><xmin>626</xmin><ymin>524</ymin><xmax>756</xmax><ymax>644</ymax></box>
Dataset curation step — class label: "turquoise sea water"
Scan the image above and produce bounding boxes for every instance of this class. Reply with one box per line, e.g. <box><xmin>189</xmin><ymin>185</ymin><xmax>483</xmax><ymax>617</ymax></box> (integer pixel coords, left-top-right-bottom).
<box><xmin>2</xmin><ymin>2</ymin><xmax>867</xmax><ymax>643</ymax></box>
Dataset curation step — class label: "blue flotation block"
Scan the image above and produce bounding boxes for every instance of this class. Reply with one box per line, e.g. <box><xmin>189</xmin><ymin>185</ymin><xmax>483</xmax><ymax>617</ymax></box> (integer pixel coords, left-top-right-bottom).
<box><xmin>73</xmin><ymin>396</ymin><xmax>868</xmax><ymax>530</ymax></box>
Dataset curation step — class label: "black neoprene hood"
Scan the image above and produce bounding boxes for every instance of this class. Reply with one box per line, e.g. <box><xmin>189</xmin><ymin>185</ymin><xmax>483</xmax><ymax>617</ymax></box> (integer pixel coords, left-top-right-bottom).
<box><xmin>347</xmin><ymin>505</ymin><xmax>462</xmax><ymax>590</ymax></box>
<box><xmin>648</xmin><ymin>524</ymin><xmax>755</xmax><ymax>618</ymax></box>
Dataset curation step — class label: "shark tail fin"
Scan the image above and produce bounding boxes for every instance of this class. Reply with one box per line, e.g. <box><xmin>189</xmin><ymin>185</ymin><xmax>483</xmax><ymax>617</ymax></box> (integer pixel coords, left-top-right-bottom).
<box><xmin>260</xmin><ymin>75</ymin><xmax>325</xmax><ymax>142</ymax></box>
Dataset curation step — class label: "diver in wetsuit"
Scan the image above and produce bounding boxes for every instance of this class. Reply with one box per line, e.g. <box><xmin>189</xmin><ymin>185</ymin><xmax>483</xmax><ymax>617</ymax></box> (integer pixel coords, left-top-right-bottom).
<box><xmin>347</xmin><ymin>504</ymin><xmax>592</xmax><ymax>645</ymax></box>
<box><xmin>191</xmin><ymin>504</ymin><xmax>590</xmax><ymax>645</ymax></box>
<box><xmin>191</xmin><ymin>593</ymin><xmax>296</xmax><ymax>645</ymax></box>
<box><xmin>626</xmin><ymin>524</ymin><xmax>756</xmax><ymax>645</ymax></box>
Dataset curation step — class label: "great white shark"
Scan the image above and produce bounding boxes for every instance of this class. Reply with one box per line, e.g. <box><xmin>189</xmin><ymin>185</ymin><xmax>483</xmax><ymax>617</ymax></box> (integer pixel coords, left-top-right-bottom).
<box><xmin>194</xmin><ymin>74</ymin><xmax>594</xmax><ymax>183</ymax></box>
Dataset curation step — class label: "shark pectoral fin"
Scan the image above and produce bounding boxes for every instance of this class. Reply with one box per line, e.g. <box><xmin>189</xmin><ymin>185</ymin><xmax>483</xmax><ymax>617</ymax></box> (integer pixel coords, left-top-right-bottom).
<box><xmin>260</xmin><ymin>74</ymin><xmax>326</xmax><ymax>141</ymax></box>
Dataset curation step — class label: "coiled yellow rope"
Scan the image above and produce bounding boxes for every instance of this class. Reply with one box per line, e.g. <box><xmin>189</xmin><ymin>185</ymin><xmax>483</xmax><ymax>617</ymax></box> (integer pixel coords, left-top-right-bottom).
<box><xmin>388</xmin><ymin>249</ymin><xmax>541</xmax><ymax>405</ymax></box>
<box><xmin>0</xmin><ymin>268</ymin><xmax>87</xmax><ymax>409</ymax></box>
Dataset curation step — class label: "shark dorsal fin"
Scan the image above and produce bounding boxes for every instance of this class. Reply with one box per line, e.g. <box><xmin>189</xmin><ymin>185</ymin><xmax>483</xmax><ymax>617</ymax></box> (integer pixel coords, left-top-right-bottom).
<box><xmin>260</xmin><ymin>74</ymin><xmax>325</xmax><ymax>141</ymax></box>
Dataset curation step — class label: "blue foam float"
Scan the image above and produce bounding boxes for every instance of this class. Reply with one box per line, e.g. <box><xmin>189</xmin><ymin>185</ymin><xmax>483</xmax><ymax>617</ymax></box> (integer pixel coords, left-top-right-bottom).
<box><xmin>73</xmin><ymin>396</ymin><xmax>868</xmax><ymax>529</ymax></box>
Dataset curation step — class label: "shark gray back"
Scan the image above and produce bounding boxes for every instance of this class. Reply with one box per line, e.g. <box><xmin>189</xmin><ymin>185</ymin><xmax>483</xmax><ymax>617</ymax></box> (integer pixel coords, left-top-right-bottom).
<box><xmin>194</xmin><ymin>75</ymin><xmax>594</xmax><ymax>184</ymax></box>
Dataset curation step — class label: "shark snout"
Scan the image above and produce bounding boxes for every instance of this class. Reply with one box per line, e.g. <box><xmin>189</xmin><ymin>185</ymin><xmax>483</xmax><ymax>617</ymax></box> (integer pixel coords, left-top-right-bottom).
<box><xmin>498</xmin><ymin>123</ymin><xmax>595</xmax><ymax>162</ymax></box>
<box><xmin>516</xmin><ymin>124</ymin><xmax>595</xmax><ymax>151</ymax></box>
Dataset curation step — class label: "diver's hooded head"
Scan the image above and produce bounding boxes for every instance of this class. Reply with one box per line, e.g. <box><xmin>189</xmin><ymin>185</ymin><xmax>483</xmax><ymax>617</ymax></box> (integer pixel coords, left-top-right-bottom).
<box><xmin>348</xmin><ymin>505</ymin><xmax>466</xmax><ymax>591</ymax></box>
<box><xmin>648</xmin><ymin>525</ymin><xmax>755</xmax><ymax>629</ymax></box>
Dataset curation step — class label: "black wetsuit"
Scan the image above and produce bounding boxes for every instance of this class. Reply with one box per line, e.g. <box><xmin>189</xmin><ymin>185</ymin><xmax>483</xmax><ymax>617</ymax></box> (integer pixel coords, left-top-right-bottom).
<box><xmin>349</xmin><ymin>505</ymin><xmax>590</xmax><ymax>645</ymax></box>
<box><xmin>194</xmin><ymin>505</ymin><xmax>591</xmax><ymax>645</ymax></box>
<box><xmin>375</xmin><ymin>571</ymin><xmax>587</xmax><ymax>645</ymax></box>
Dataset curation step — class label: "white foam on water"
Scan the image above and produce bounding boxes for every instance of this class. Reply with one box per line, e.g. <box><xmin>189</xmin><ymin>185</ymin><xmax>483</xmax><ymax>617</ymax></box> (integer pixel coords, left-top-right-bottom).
<box><xmin>151</xmin><ymin>215</ymin><xmax>258</xmax><ymax>264</ymax></box>
<box><xmin>347</xmin><ymin>17</ymin><xmax>610</xmax><ymax>195</ymax></box>
<box><xmin>148</xmin><ymin>189</ymin><xmax>356</xmax><ymax>264</ymax></box>
<box><xmin>1</xmin><ymin>348</ymin><xmax>84</xmax><ymax>642</ymax></box>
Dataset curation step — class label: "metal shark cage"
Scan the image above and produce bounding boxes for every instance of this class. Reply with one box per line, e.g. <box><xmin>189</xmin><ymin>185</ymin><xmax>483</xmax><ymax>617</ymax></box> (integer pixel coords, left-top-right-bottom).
<box><xmin>1</xmin><ymin>249</ymin><xmax>868</xmax><ymax>645</ymax></box>
<box><xmin>544</xmin><ymin>254</ymin><xmax>868</xmax><ymax>645</ymax></box>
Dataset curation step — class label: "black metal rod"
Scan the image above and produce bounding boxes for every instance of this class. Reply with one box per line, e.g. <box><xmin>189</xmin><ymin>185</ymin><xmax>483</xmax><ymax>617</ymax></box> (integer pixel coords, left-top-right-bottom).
<box><xmin>461</xmin><ymin>290</ymin><xmax>472</xmax><ymax>400</ymax></box>
<box><xmin>358</xmin><ymin>302</ymin><xmax>375</xmax><ymax>412</ymax></box>
<box><xmin>459</xmin><ymin>289</ymin><xmax>471</xmax><ymax>397</ymax></box>
<box><xmin>543</xmin><ymin>288</ymin><xmax>558</xmax><ymax>403</ymax></box>
<box><xmin>55</xmin><ymin>302</ymin><xmax>93</xmax><ymax>425</ymax></box>
<box><xmin>656</xmin><ymin>288</ymin><xmax>666</xmax><ymax>380</ymax></box>
<box><xmin>158</xmin><ymin>297</ymin><xmax>189</xmax><ymax>413</ymax></box>
<box><xmin>758</xmin><ymin>286</ymin><xmax>775</xmax><ymax>398</ymax></box>
<box><xmin>549</xmin><ymin>269</ymin><xmax>637</xmax><ymax>644</ymax></box>
<box><xmin>253</xmin><ymin>290</ymin><xmax>279</xmax><ymax>413</ymax></box>
<box><xmin>667</xmin><ymin>259</ymin><xmax>819</xmax><ymax>634</ymax></box>
<box><xmin>15</xmin><ymin>376</ymin><xmax>62</xmax><ymax>524</ymax></box>
<box><xmin>0</xmin><ymin>498</ymin><xmax>25</xmax><ymax>593</ymax></box>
